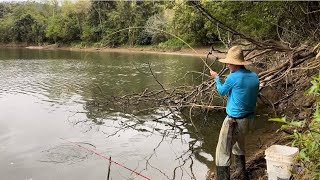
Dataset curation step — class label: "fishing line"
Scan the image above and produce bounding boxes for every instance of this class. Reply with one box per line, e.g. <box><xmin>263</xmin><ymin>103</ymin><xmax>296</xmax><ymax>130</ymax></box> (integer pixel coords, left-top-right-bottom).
<box><xmin>106</xmin><ymin>26</ymin><xmax>214</xmax><ymax>71</ymax></box>
<box><xmin>60</xmin><ymin>138</ymin><xmax>152</xmax><ymax>180</ymax></box>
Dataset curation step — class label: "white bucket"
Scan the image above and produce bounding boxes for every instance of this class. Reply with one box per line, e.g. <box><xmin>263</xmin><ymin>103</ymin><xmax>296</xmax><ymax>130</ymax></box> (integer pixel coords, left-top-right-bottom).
<box><xmin>265</xmin><ymin>145</ymin><xmax>299</xmax><ymax>180</ymax></box>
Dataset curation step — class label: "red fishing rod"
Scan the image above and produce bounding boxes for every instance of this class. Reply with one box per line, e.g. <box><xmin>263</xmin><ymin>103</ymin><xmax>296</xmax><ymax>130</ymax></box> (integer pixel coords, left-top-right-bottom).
<box><xmin>60</xmin><ymin>138</ymin><xmax>152</xmax><ymax>180</ymax></box>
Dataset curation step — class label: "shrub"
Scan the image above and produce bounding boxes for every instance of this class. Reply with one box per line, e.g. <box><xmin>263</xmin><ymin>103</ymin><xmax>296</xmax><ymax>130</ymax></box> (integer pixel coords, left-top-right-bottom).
<box><xmin>157</xmin><ymin>38</ymin><xmax>185</xmax><ymax>51</ymax></box>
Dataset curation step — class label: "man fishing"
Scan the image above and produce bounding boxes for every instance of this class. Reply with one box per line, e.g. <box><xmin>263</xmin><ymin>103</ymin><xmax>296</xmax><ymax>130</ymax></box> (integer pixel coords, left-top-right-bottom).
<box><xmin>210</xmin><ymin>46</ymin><xmax>259</xmax><ymax>180</ymax></box>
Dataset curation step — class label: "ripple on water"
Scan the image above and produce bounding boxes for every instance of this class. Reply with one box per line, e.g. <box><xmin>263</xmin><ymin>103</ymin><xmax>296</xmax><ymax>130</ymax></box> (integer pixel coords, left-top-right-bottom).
<box><xmin>39</xmin><ymin>142</ymin><xmax>96</xmax><ymax>164</ymax></box>
<box><xmin>0</xmin><ymin>59</ymin><xmax>91</xmax><ymax>108</ymax></box>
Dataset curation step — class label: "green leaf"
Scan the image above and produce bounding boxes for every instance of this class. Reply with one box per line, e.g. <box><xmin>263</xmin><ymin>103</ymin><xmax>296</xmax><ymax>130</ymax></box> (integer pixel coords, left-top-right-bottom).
<box><xmin>299</xmin><ymin>149</ymin><xmax>307</xmax><ymax>159</ymax></box>
<box><xmin>314</xmin><ymin>105</ymin><xmax>320</xmax><ymax>122</ymax></box>
<box><xmin>311</xmin><ymin>141</ymin><xmax>317</xmax><ymax>151</ymax></box>
<box><xmin>290</xmin><ymin>121</ymin><xmax>303</xmax><ymax>127</ymax></box>
<box><xmin>305</xmin><ymin>79</ymin><xmax>319</xmax><ymax>95</ymax></box>
<box><xmin>313</xmin><ymin>74</ymin><xmax>320</xmax><ymax>82</ymax></box>
<box><xmin>299</xmin><ymin>149</ymin><xmax>310</xmax><ymax>161</ymax></box>
<box><xmin>269</xmin><ymin>117</ymin><xmax>286</xmax><ymax>123</ymax></box>
<box><xmin>281</xmin><ymin>124</ymin><xmax>290</xmax><ymax>129</ymax></box>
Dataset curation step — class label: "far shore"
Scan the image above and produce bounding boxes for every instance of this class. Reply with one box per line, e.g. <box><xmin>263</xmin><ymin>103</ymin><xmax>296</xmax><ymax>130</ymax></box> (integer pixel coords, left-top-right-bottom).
<box><xmin>1</xmin><ymin>43</ymin><xmax>226</xmax><ymax>58</ymax></box>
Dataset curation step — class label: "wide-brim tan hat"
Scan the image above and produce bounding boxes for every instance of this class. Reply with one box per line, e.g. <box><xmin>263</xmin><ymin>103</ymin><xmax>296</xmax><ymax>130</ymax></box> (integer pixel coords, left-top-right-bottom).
<box><xmin>218</xmin><ymin>46</ymin><xmax>251</xmax><ymax>65</ymax></box>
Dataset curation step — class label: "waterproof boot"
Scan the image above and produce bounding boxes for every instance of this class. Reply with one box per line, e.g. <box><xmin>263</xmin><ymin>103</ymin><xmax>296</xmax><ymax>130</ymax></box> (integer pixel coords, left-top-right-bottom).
<box><xmin>234</xmin><ymin>155</ymin><xmax>246</xmax><ymax>180</ymax></box>
<box><xmin>216</xmin><ymin>166</ymin><xmax>230</xmax><ymax>180</ymax></box>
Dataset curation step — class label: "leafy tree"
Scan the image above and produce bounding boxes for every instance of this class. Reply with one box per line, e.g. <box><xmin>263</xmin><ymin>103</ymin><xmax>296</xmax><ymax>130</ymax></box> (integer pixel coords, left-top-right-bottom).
<box><xmin>85</xmin><ymin>1</ymin><xmax>116</xmax><ymax>43</ymax></box>
<box><xmin>46</xmin><ymin>14</ymin><xmax>64</xmax><ymax>43</ymax></box>
<box><xmin>0</xmin><ymin>3</ymin><xmax>9</xmax><ymax>19</ymax></box>
<box><xmin>62</xmin><ymin>0</ymin><xmax>90</xmax><ymax>43</ymax></box>
<box><xmin>0</xmin><ymin>1</ymin><xmax>318</xmax><ymax>48</ymax></box>
<box><xmin>12</xmin><ymin>14</ymin><xmax>37</xmax><ymax>43</ymax></box>
<box><xmin>0</xmin><ymin>13</ymin><xmax>15</xmax><ymax>43</ymax></box>
<box><xmin>144</xmin><ymin>12</ymin><xmax>169</xmax><ymax>44</ymax></box>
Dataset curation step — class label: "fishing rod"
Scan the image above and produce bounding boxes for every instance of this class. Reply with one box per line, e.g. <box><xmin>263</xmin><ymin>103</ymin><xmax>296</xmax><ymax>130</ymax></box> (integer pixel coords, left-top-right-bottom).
<box><xmin>106</xmin><ymin>26</ymin><xmax>214</xmax><ymax>71</ymax></box>
<box><xmin>60</xmin><ymin>138</ymin><xmax>152</xmax><ymax>180</ymax></box>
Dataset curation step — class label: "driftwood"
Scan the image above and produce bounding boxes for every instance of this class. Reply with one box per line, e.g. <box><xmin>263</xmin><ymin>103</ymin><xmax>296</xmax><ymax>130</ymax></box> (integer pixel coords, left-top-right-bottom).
<box><xmin>103</xmin><ymin>44</ymin><xmax>317</xmax><ymax>114</ymax></box>
<box><xmin>75</xmin><ymin>30</ymin><xmax>318</xmax><ymax>124</ymax></box>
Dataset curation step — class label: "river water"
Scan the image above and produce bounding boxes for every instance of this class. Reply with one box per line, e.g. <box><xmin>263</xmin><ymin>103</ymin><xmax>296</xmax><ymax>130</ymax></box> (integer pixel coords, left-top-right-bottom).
<box><xmin>0</xmin><ymin>48</ymin><xmax>277</xmax><ymax>180</ymax></box>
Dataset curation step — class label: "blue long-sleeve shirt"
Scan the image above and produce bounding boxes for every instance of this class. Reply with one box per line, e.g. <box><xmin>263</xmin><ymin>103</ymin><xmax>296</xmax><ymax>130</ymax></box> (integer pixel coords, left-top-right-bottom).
<box><xmin>215</xmin><ymin>68</ymin><xmax>259</xmax><ymax>118</ymax></box>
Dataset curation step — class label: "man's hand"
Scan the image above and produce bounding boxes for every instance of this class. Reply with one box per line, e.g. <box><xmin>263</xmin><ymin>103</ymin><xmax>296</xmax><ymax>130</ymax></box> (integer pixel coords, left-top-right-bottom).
<box><xmin>210</xmin><ymin>70</ymin><xmax>218</xmax><ymax>78</ymax></box>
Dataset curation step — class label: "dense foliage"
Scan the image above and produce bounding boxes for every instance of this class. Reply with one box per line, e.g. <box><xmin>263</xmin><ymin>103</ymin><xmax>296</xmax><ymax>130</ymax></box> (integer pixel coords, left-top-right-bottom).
<box><xmin>0</xmin><ymin>1</ymin><xmax>319</xmax><ymax>48</ymax></box>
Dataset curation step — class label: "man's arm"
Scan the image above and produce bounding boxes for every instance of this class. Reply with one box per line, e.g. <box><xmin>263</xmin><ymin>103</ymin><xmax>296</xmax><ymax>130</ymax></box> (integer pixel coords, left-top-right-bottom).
<box><xmin>210</xmin><ymin>70</ymin><xmax>233</xmax><ymax>96</ymax></box>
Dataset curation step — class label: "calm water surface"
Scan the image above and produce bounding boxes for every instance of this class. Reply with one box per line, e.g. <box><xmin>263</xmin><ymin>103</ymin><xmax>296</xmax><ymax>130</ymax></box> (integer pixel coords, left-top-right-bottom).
<box><xmin>0</xmin><ymin>48</ymin><xmax>276</xmax><ymax>180</ymax></box>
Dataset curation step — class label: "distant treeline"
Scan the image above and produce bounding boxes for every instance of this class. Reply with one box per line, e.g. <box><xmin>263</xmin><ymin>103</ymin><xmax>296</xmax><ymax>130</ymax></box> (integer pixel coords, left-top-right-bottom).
<box><xmin>0</xmin><ymin>1</ymin><xmax>318</xmax><ymax>48</ymax></box>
